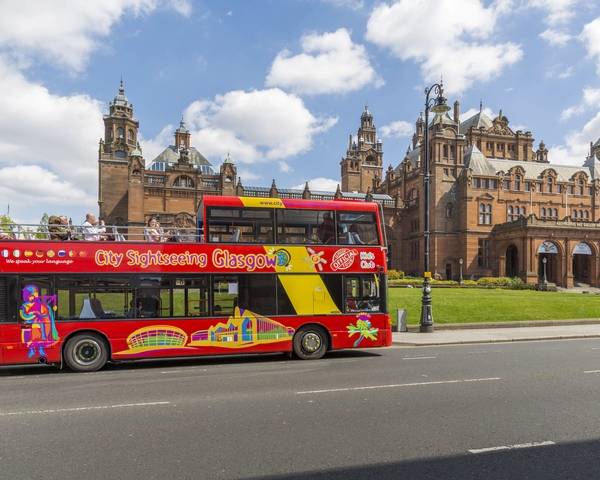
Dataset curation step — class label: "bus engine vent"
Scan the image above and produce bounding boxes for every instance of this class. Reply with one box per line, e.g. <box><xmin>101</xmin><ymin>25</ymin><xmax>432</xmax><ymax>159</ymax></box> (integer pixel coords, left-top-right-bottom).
<box><xmin>0</xmin><ymin>277</ymin><xmax>7</xmax><ymax>321</ymax></box>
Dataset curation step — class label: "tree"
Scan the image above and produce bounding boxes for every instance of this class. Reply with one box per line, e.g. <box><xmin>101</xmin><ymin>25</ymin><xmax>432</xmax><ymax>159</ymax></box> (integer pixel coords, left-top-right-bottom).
<box><xmin>35</xmin><ymin>213</ymin><xmax>49</xmax><ymax>239</ymax></box>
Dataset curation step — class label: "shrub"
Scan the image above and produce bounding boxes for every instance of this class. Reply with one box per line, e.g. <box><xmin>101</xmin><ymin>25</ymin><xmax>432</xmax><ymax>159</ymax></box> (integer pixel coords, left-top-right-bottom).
<box><xmin>461</xmin><ymin>279</ymin><xmax>477</xmax><ymax>286</ymax></box>
<box><xmin>476</xmin><ymin>277</ymin><xmax>513</xmax><ymax>287</ymax></box>
<box><xmin>388</xmin><ymin>269</ymin><xmax>405</xmax><ymax>280</ymax></box>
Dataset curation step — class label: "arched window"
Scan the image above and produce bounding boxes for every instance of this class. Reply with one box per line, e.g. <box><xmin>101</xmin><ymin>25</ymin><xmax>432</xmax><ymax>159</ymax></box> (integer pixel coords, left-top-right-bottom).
<box><xmin>547</xmin><ymin>177</ymin><xmax>553</xmax><ymax>193</ymax></box>
<box><xmin>553</xmin><ymin>208</ymin><xmax>558</xmax><ymax>218</ymax></box>
<box><xmin>128</xmin><ymin>129</ymin><xmax>135</xmax><ymax>143</ymax></box>
<box><xmin>585</xmin><ymin>210</ymin><xmax>590</xmax><ymax>220</ymax></box>
<box><xmin>115</xmin><ymin>150</ymin><xmax>126</xmax><ymax>158</ymax></box>
<box><xmin>515</xmin><ymin>175</ymin><xmax>521</xmax><ymax>191</ymax></box>
<box><xmin>117</xmin><ymin>127</ymin><xmax>124</xmax><ymax>139</ymax></box>
<box><xmin>579</xmin><ymin>180</ymin><xmax>584</xmax><ymax>195</ymax></box>
<box><xmin>542</xmin><ymin>207</ymin><xmax>546</xmax><ymax>217</ymax></box>
<box><xmin>173</xmin><ymin>175</ymin><xmax>194</xmax><ymax>188</ymax></box>
<box><xmin>507</xmin><ymin>205</ymin><xmax>513</xmax><ymax>221</ymax></box>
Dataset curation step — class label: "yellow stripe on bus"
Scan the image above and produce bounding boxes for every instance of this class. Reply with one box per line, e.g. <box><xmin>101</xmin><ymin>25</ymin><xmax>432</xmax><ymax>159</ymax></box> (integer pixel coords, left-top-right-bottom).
<box><xmin>265</xmin><ymin>245</ymin><xmax>341</xmax><ymax>315</ymax></box>
<box><xmin>240</xmin><ymin>197</ymin><xmax>286</xmax><ymax>208</ymax></box>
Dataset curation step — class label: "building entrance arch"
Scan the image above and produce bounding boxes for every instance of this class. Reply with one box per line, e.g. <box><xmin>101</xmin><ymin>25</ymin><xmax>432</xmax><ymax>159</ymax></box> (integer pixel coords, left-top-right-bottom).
<box><xmin>537</xmin><ymin>241</ymin><xmax>560</xmax><ymax>284</ymax></box>
<box><xmin>573</xmin><ymin>242</ymin><xmax>593</xmax><ymax>286</ymax></box>
<box><xmin>506</xmin><ymin>245</ymin><xmax>518</xmax><ymax>278</ymax></box>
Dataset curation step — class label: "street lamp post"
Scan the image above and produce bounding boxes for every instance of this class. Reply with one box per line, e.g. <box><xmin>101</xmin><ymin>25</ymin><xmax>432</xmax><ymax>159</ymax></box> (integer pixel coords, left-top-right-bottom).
<box><xmin>420</xmin><ymin>82</ymin><xmax>450</xmax><ymax>333</ymax></box>
<box><xmin>542</xmin><ymin>256</ymin><xmax>548</xmax><ymax>286</ymax></box>
<box><xmin>459</xmin><ymin>257</ymin><xmax>464</xmax><ymax>285</ymax></box>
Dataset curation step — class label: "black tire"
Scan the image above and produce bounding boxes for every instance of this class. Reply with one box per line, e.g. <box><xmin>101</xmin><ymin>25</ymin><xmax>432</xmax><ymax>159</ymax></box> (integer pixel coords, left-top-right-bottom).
<box><xmin>293</xmin><ymin>326</ymin><xmax>328</xmax><ymax>360</ymax></box>
<box><xmin>63</xmin><ymin>333</ymin><xmax>109</xmax><ymax>372</ymax></box>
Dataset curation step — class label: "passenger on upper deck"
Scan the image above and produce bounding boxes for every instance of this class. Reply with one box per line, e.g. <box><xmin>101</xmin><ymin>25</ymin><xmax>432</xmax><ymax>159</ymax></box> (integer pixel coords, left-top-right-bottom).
<box><xmin>82</xmin><ymin>213</ymin><xmax>106</xmax><ymax>241</ymax></box>
<box><xmin>48</xmin><ymin>215</ymin><xmax>71</xmax><ymax>240</ymax></box>
<box><xmin>144</xmin><ymin>217</ymin><xmax>163</xmax><ymax>242</ymax></box>
<box><xmin>317</xmin><ymin>212</ymin><xmax>335</xmax><ymax>244</ymax></box>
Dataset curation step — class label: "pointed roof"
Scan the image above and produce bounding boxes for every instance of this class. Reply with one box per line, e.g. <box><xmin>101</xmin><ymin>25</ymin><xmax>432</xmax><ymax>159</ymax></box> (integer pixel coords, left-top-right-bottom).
<box><xmin>463</xmin><ymin>145</ymin><xmax>495</xmax><ymax>175</ymax></box>
<box><xmin>111</xmin><ymin>79</ymin><xmax>130</xmax><ymax>108</ymax></box>
<box><xmin>460</xmin><ymin>110</ymin><xmax>493</xmax><ymax>133</ymax></box>
<box><xmin>176</xmin><ymin>117</ymin><xmax>189</xmax><ymax>133</ymax></box>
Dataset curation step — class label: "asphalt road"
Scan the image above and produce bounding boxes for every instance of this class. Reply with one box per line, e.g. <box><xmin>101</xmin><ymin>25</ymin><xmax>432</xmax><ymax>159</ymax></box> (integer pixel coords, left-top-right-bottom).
<box><xmin>2</xmin><ymin>339</ymin><xmax>600</xmax><ymax>480</ymax></box>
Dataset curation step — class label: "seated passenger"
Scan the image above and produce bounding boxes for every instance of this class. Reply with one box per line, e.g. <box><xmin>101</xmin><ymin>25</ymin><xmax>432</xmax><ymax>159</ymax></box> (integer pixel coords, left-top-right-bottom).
<box><xmin>144</xmin><ymin>217</ymin><xmax>163</xmax><ymax>242</ymax></box>
<box><xmin>49</xmin><ymin>215</ymin><xmax>72</xmax><ymax>241</ymax></box>
<box><xmin>317</xmin><ymin>212</ymin><xmax>335</xmax><ymax>244</ymax></box>
<box><xmin>82</xmin><ymin>213</ymin><xmax>106</xmax><ymax>241</ymax></box>
<box><xmin>348</xmin><ymin>224</ymin><xmax>365</xmax><ymax>245</ymax></box>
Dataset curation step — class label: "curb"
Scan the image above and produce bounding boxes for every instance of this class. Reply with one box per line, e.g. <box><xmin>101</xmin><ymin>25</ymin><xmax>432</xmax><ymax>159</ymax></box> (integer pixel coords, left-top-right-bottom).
<box><xmin>392</xmin><ymin>333</ymin><xmax>600</xmax><ymax>346</ymax></box>
<box><xmin>397</xmin><ymin>319</ymin><xmax>600</xmax><ymax>332</ymax></box>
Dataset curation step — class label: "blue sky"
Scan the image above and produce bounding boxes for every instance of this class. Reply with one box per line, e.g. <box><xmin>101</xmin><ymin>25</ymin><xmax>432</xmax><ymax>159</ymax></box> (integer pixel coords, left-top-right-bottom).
<box><xmin>2</xmin><ymin>0</ymin><xmax>600</xmax><ymax>223</ymax></box>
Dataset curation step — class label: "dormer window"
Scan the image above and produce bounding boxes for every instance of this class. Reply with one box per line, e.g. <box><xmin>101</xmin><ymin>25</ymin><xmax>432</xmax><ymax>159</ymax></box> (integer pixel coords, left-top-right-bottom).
<box><xmin>579</xmin><ymin>180</ymin><xmax>584</xmax><ymax>195</ymax></box>
<box><xmin>515</xmin><ymin>175</ymin><xmax>521</xmax><ymax>191</ymax></box>
<box><xmin>547</xmin><ymin>177</ymin><xmax>553</xmax><ymax>193</ymax></box>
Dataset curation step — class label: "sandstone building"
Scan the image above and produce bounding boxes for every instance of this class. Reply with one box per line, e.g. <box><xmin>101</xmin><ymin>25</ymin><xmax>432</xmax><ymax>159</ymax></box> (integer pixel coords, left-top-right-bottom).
<box><xmin>359</xmin><ymin>100</ymin><xmax>600</xmax><ymax>288</ymax></box>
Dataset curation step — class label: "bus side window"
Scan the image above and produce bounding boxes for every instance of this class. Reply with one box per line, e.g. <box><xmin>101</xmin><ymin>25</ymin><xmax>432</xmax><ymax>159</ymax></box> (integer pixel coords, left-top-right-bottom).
<box><xmin>344</xmin><ymin>275</ymin><xmax>381</xmax><ymax>313</ymax></box>
<box><xmin>212</xmin><ymin>275</ymin><xmax>238</xmax><ymax>316</ymax></box>
<box><xmin>337</xmin><ymin>212</ymin><xmax>379</xmax><ymax>245</ymax></box>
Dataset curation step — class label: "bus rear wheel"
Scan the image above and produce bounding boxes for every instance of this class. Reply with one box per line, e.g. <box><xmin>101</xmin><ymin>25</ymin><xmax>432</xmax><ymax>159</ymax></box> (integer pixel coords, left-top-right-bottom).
<box><xmin>64</xmin><ymin>333</ymin><xmax>108</xmax><ymax>372</ymax></box>
<box><xmin>293</xmin><ymin>326</ymin><xmax>328</xmax><ymax>360</ymax></box>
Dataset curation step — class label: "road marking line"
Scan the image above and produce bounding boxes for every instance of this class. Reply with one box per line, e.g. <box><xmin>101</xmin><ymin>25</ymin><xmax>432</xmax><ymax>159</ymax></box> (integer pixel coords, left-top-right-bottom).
<box><xmin>584</xmin><ymin>370</ymin><xmax>600</xmax><ymax>374</ymax></box>
<box><xmin>0</xmin><ymin>401</ymin><xmax>171</xmax><ymax>417</ymax></box>
<box><xmin>402</xmin><ymin>356</ymin><xmax>437</xmax><ymax>360</ymax></box>
<box><xmin>296</xmin><ymin>377</ymin><xmax>501</xmax><ymax>395</ymax></box>
<box><xmin>469</xmin><ymin>441</ymin><xmax>555</xmax><ymax>454</ymax></box>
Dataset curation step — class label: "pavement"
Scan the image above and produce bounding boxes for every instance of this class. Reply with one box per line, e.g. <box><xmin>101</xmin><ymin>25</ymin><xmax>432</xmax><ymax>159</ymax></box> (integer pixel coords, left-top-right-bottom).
<box><xmin>393</xmin><ymin>323</ymin><xmax>600</xmax><ymax>345</ymax></box>
<box><xmin>3</xmin><ymin>339</ymin><xmax>600</xmax><ymax>479</ymax></box>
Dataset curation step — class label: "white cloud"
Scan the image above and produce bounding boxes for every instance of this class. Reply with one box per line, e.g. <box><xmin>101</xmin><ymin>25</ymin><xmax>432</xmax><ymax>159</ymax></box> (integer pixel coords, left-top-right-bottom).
<box><xmin>0</xmin><ymin>57</ymin><xmax>103</xmax><ymax>221</ymax></box>
<box><xmin>139</xmin><ymin>124</ymin><xmax>173</xmax><ymax>164</ymax></box>
<box><xmin>581</xmin><ymin>17</ymin><xmax>600</xmax><ymax>76</ymax></box>
<box><xmin>546</xmin><ymin>64</ymin><xmax>574</xmax><ymax>79</ymax></box>
<box><xmin>237</xmin><ymin>169</ymin><xmax>262</xmax><ymax>183</ymax></box>
<box><xmin>460</xmin><ymin>106</ymin><xmax>496</xmax><ymax>121</ymax></box>
<box><xmin>560</xmin><ymin>87</ymin><xmax>600</xmax><ymax>120</ymax></box>
<box><xmin>380</xmin><ymin>120</ymin><xmax>413</xmax><ymax>138</ymax></box>
<box><xmin>321</xmin><ymin>0</ymin><xmax>364</xmax><ymax>9</ymax></box>
<box><xmin>366</xmin><ymin>0</ymin><xmax>522</xmax><ymax>94</ymax></box>
<box><xmin>266</xmin><ymin>28</ymin><xmax>382</xmax><ymax>95</ymax></box>
<box><xmin>171</xmin><ymin>88</ymin><xmax>337</xmax><ymax>164</ymax></box>
<box><xmin>527</xmin><ymin>0</ymin><xmax>580</xmax><ymax>25</ymax></box>
<box><xmin>549</xmin><ymin>112</ymin><xmax>600</xmax><ymax>165</ymax></box>
<box><xmin>0</xmin><ymin>0</ymin><xmax>191</xmax><ymax>72</ymax></box>
<box><xmin>293</xmin><ymin>177</ymin><xmax>339</xmax><ymax>191</ymax></box>
<box><xmin>539</xmin><ymin>28</ymin><xmax>572</xmax><ymax>46</ymax></box>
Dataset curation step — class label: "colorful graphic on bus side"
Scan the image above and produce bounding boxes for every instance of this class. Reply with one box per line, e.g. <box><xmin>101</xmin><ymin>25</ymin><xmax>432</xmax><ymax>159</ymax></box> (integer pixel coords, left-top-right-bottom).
<box><xmin>347</xmin><ymin>313</ymin><xmax>378</xmax><ymax>347</ymax></box>
<box><xmin>115</xmin><ymin>309</ymin><xmax>295</xmax><ymax>355</ymax></box>
<box><xmin>19</xmin><ymin>285</ymin><xmax>60</xmax><ymax>358</ymax></box>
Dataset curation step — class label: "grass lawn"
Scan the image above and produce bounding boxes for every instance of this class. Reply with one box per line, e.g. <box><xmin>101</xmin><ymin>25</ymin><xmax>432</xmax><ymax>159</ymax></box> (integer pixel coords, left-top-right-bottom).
<box><xmin>388</xmin><ymin>288</ymin><xmax>600</xmax><ymax>325</ymax></box>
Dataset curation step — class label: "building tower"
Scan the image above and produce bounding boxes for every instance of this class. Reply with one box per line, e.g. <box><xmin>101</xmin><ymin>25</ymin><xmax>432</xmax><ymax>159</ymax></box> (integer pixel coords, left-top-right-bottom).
<box><xmin>340</xmin><ymin>106</ymin><xmax>383</xmax><ymax>192</ymax></box>
<box><xmin>98</xmin><ymin>80</ymin><xmax>140</xmax><ymax>224</ymax></box>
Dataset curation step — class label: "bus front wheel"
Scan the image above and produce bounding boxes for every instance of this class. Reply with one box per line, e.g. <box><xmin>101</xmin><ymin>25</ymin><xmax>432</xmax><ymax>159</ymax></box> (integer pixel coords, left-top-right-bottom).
<box><xmin>64</xmin><ymin>333</ymin><xmax>109</xmax><ymax>372</ymax></box>
<box><xmin>293</xmin><ymin>326</ymin><xmax>328</xmax><ymax>360</ymax></box>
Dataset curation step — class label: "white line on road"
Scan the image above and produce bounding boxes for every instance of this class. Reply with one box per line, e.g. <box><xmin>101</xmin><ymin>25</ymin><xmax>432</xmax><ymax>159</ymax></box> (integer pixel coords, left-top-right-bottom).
<box><xmin>296</xmin><ymin>377</ymin><xmax>501</xmax><ymax>395</ymax></box>
<box><xmin>402</xmin><ymin>356</ymin><xmax>437</xmax><ymax>360</ymax></box>
<box><xmin>469</xmin><ymin>441</ymin><xmax>555</xmax><ymax>454</ymax></box>
<box><xmin>583</xmin><ymin>370</ymin><xmax>600</xmax><ymax>374</ymax></box>
<box><xmin>0</xmin><ymin>401</ymin><xmax>171</xmax><ymax>417</ymax></box>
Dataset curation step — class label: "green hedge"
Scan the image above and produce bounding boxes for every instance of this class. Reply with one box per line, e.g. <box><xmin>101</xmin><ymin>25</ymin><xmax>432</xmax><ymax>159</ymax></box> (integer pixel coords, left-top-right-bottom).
<box><xmin>388</xmin><ymin>276</ymin><xmax>534</xmax><ymax>290</ymax></box>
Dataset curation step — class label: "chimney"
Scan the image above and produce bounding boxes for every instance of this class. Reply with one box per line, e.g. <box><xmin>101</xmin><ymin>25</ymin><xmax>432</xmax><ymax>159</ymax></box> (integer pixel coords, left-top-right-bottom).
<box><xmin>453</xmin><ymin>100</ymin><xmax>460</xmax><ymax>124</ymax></box>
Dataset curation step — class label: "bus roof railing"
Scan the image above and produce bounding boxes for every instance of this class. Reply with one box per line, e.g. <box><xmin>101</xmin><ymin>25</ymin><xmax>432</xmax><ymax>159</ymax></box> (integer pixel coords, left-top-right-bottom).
<box><xmin>0</xmin><ymin>223</ymin><xmax>201</xmax><ymax>243</ymax></box>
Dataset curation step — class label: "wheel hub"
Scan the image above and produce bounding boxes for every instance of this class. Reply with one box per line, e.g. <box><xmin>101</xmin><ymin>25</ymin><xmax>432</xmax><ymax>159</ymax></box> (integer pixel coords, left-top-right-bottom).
<box><xmin>302</xmin><ymin>332</ymin><xmax>321</xmax><ymax>353</ymax></box>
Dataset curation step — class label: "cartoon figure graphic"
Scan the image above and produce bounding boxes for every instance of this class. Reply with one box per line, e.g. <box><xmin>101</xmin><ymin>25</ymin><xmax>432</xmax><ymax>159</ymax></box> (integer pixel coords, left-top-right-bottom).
<box><xmin>19</xmin><ymin>285</ymin><xmax>59</xmax><ymax>358</ymax></box>
<box><xmin>347</xmin><ymin>313</ymin><xmax>378</xmax><ymax>347</ymax></box>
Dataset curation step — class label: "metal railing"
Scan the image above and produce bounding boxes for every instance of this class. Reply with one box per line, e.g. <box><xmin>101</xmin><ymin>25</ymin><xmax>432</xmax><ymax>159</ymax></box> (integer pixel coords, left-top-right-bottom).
<box><xmin>0</xmin><ymin>223</ymin><xmax>202</xmax><ymax>243</ymax></box>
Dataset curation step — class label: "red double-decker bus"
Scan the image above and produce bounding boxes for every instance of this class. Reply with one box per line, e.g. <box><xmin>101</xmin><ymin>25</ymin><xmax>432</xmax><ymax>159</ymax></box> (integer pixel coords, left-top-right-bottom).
<box><xmin>0</xmin><ymin>196</ymin><xmax>391</xmax><ymax>372</ymax></box>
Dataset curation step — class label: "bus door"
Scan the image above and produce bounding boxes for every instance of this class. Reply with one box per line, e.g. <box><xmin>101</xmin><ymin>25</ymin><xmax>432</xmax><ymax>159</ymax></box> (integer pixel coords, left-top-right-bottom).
<box><xmin>0</xmin><ymin>277</ymin><xmax>36</xmax><ymax>364</ymax></box>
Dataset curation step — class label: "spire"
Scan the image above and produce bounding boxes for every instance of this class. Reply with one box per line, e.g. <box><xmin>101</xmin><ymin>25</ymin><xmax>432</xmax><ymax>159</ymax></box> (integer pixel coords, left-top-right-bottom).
<box><xmin>269</xmin><ymin>178</ymin><xmax>279</xmax><ymax>198</ymax></box>
<box><xmin>335</xmin><ymin>183</ymin><xmax>342</xmax><ymax>199</ymax></box>
<box><xmin>302</xmin><ymin>181</ymin><xmax>310</xmax><ymax>199</ymax></box>
<box><xmin>479</xmin><ymin>99</ymin><xmax>483</xmax><ymax>112</ymax></box>
<box><xmin>119</xmin><ymin>76</ymin><xmax>125</xmax><ymax>96</ymax></box>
